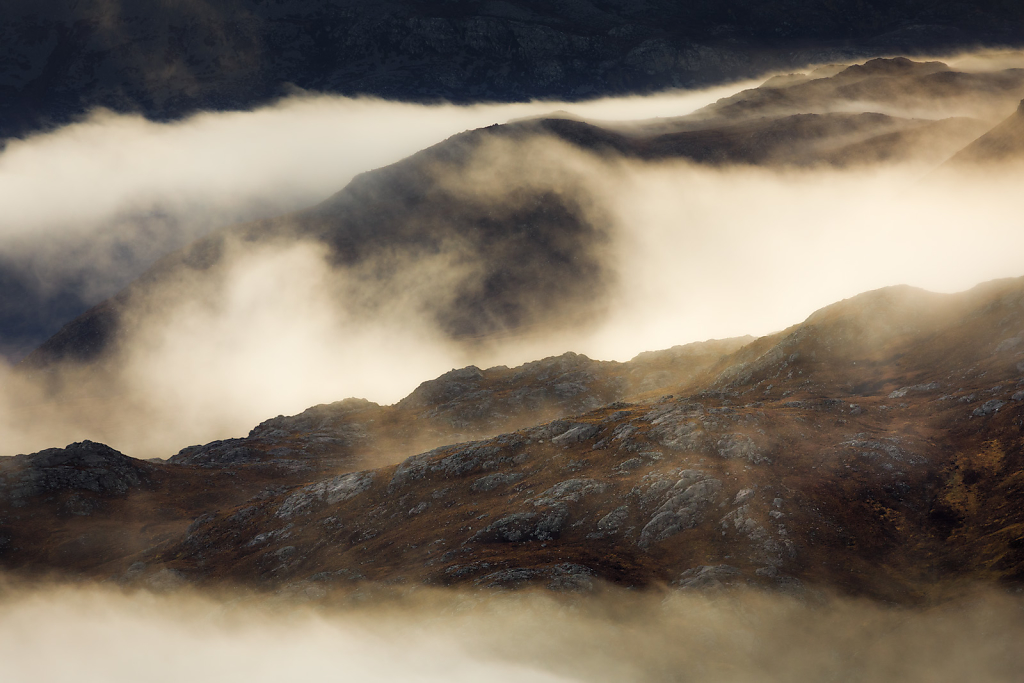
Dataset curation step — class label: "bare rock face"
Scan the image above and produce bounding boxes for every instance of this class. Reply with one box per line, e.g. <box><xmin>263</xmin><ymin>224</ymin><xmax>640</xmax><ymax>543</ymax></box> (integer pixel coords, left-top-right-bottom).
<box><xmin>638</xmin><ymin>473</ymin><xmax>722</xmax><ymax>548</ymax></box>
<box><xmin>170</xmin><ymin>398</ymin><xmax>381</xmax><ymax>470</ymax></box>
<box><xmin>0</xmin><ymin>441</ymin><xmax>154</xmax><ymax>518</ymax></box>
<box><xmin>5</xmin><ymin>277</ymin><xmax>1024</xmax><ymax>601</ymax></box>
<box><xmin>674</xmin><ymin>564</ymin><xmax>743</xmax><ymax>590</ymax></box>
<box><xmin>0</xmin><ymin>441</ymin><xmax>152</xmax><ymax>503</ymax></box>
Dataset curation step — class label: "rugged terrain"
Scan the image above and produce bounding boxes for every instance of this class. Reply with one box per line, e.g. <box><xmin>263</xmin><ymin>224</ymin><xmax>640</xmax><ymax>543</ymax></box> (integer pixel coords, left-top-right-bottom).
<box><xmin>3</xmin><ymin>278</ymin><xmax>1023</xmax><ymax>602</ymax></box>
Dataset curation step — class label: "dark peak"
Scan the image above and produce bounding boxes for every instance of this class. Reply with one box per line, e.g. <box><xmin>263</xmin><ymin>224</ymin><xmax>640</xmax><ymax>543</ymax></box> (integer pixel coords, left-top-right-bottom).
<box><xmin>247</xmin><ymin>398</ymin><xmax>381</xmax><ymax>439</ymax></box>
<box><xmin>838</xmin><ymin>56</ymin><xmax>949</xmax><ymax>78</ymax></box>
<box><xmin>1</xmin><ymin>440</ymin><xmax>152</xmax><ymax>501</ymax></box>
<box><xmin>1018</xmin><ymin>98</ymin><xmax>1024</xmax><ymax>114</ymax></box>
<box><xmin>516</xmin><ymin>351</ymin><xmax>595</xmax><ymax>371</ymax></box>
<box><xmin>398</xmin><ymin>365</ymin><xmax>486</xmax><ymax>410</ymax></box>
<box><xmin>18</xmin><ymin>440</ymin><xmax>133</xmax><ymax>467</ymax></box>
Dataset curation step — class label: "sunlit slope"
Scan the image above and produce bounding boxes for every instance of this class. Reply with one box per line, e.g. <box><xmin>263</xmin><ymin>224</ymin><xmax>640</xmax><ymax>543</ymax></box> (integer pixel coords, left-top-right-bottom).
<box><xmin>947</xmin><ymin>98</ymin><xmax>1024</xmax><ymax>165</ymax></box>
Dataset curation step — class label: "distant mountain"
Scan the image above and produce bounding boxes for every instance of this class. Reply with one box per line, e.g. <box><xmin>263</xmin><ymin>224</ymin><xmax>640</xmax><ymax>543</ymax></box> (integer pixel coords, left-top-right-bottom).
<box><xmin>20</xmin><ymin>57</ymin><xmax>1017</xmax><ymax>369</ymax></box>
<box><xmin>3</xmin><ymin>277</ymin><xmax>1023</xmax><ymax>600</ymax></box>
<box><xmin>3</xmin><ymin>0</ymin><xmax>1024</xmax><ymax>141</ymax></box>
<box><xmin>946</xmin><ymin>98</ymin><xmax>1024</xmax><ymax>164</ymax></box>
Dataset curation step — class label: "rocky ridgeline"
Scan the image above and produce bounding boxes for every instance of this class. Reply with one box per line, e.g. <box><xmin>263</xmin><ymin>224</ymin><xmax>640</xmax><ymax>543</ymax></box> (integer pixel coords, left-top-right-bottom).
<box><xmin>167</xmin><ymin>343</ymin><xmax>747</xmax><ymax>472</ymax></box>
<box><xmin>160</xmin><ymin>383</ymin><xmax>968</xmax><ymax>599</ymax></box>
<box><xmin>2</xmin><ymin>279</ymin><xmax>1024</xmax><ymax>600</ymax></box>
<box><xmin>0</xmin><ymin>441</ymin><xmax>155</xmax><ymax>517</ymax></box>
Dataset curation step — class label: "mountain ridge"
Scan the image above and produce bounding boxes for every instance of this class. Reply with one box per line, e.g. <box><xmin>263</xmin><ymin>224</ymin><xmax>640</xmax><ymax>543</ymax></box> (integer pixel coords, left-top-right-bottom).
<box><xmin>2</xmin><ymin>277</ymin><xmax>1023</xmax><ymax>602</ymax></box>
<box><xmin>3</xmin><ymin>1</ymin><xmax>1024</xmax><ymax>142</ymax></box>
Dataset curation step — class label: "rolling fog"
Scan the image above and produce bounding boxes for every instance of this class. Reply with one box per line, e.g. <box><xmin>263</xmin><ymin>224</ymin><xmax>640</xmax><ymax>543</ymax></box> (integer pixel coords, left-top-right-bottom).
<box><xmin>1</xmin><ymin>51</ymin><xmax>1023</xmax><ymax>459</ymax></box>
<box><xmin>1</xmin><ymin>582</ymin><xmax>1022</xmax><ymax>683</ymax></box>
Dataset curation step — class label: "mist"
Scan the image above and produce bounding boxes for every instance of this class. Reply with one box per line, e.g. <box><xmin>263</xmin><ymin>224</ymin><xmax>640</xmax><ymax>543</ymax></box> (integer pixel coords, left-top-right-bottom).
<box><xmin>1</xmin><ymin>581</ymin><xmax>1022</xmax><ymax>683</ymax></box>
<box><xmin>578</xmin><ymin>160</ymin><xmax>1024</xmax><ymax>360</ymax></box>
<box><xmin>0</xmin><ymin>77</ymin><xmax>760</xmax><ymax>365</ymax></box>
<box><xmin>3</xmin><ymin>52</ymin><xmax>1024</xmax><ymax>458</ymax></box>
<box><xmin>0</xmin><ymin>83</ymin><xmax>756</xmax><ymax>242</ymax></box>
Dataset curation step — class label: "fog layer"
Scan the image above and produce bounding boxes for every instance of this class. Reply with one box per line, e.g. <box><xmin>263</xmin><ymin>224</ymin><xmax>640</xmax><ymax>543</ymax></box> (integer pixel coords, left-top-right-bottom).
<box><xmin>0</xmin><ymin>582</ymin><xmax>1021</xmax><ymax>683</ymax></box>
<box><xmin>3</xmin><ymin>53</ymin><xmax>1024</xmax><ymax>457</ymax></box>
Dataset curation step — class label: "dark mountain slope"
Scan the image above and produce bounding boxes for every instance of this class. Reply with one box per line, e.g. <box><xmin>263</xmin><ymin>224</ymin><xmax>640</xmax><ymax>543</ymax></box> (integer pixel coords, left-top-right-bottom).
<box><xmin>156</xmin><ymin>277</ymin><xmax>1023</xmax><ymax>600</ymax></box>
<box><xmin>3</xmin><ymin>1</ymin><xmax>1024</xmax><ymax>141</ymax></box>
<box><xmin>166</xmin><ymin>337</ymin><xmax>752</xmax><ymax>473</ymax></box>
<box><xmin>684</xmin><ymin>57</ymin><xmax>1024</xmax><ymax>122</ymax></box>
<box><xmin>3</xmin><ymin>278</ymin><xmax>1023</xmax><ymax>601</ymax></box>
<box><xmin>0</xmin><ymin>337</ymin><xmax>750</xmax><ymax>577</ymax></box>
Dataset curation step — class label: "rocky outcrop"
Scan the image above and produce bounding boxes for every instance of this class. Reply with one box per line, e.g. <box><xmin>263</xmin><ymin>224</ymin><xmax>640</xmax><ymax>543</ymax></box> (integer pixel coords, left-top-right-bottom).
<box><xmin>5</xmin><ymin>276</ymin><xmax>1024</xmax><ymax>600</ymax></box>
<box><xmin>0</xmin><ymin>441</ymin><xmax>154</xmax><ymax>515</ymax></box>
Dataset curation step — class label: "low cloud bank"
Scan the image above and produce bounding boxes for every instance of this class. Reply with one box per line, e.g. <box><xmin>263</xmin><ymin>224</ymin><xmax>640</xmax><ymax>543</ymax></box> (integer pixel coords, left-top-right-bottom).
<box><xmin>0</xmin><ymin>77</ymin><xmax>757</xmax><ymax>366</ymax></box>
<box><xmin>3</xmin><ymin>52</ymin><xmax>1024</xmax><ymax>458</ymax></box>
<box><xmin>0</xmin><ymin>582</ymin><xmax>1021</xmax><ymax>683</ymax></box>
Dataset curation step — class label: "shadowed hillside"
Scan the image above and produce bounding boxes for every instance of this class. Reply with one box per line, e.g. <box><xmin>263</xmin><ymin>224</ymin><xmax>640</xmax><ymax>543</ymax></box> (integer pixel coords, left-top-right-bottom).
<box><xmin>947</xmin><ymin>98</ymin><xmax>1024</xmax><ymax>164</ymax></box>
<box><xmin>3</xmin><ymin>278</ymin><xmax>1023</xmax><ymax>602</ymax></box>
<box><xmin>3</xmin><ymin>1</ymin><xmax>1024</xmax><ymax>142</ymax></box>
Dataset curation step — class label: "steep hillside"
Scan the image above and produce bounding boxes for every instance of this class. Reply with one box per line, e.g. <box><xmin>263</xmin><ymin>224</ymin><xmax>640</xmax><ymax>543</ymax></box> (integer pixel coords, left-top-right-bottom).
<box><xmin>3</xmin><ymin>279</ymin><xmax>1023</xmax><ymax>601</ymax></box>
<box><xmin>947</xmin><ymin>98</ymin><xmax>1024</xmax><ymax>165</ymax></box>
<box><xmin>3</xmin><ymin>1</ymin><xmax>1024</xmax><ymax>141</ymax></box>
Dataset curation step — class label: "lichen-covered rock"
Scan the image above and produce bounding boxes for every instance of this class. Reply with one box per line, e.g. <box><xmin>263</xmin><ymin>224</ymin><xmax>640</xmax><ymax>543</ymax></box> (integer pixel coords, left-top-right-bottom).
<box><xmin>551</xmin><ymin>423</ymin><xmax>600</xmax><ymax>445</ymax></box>
<box><xmin>474</xmin><ymin>567</ymin><xmax>542</xmax><ymax>588</ymax></box>
<box><xmin>734</xmin><ymin>488</ymin><xmax>756</xmax><ymax>504</ymax></box>
<box><xmin>470</xmin><ymin>512</ymin><xmax>539</xmax><ymax>542</ymax></box>
<box><xmin>588</xmin><ymin>506</ymin><xmax>630</xmax><ymax>538</ymax></box>
<box><xmin>674</xmin><ymin>564</ymin><xmax>743</xmax><ymax>590</ymax></box>
<box><xmin>715</xmin><ymin>434</ymin><xmax>767</xmax><ymax>464</ymax></box>
<box><xmin>638</xmin><ymin>474</ymin><xmax>722</xmax><ymax>548</ymax></box>
<box><xmin>277</xmin><ymin>471</ymin><xmax>375</xmax><ymax>519</ymax></box>
<box><xmin>387</xmin><ymin>449</ymin><xmax>439</xmax><ymax>493</ymax></box>
<box><xmin>532</xmin><ymin>479</ymin><xmax>607</xmax><ymax>506</ymax></box>
<box><xmin>0</xmin><ymin>441</ymin><xmax>152</xmax><ymax>506</ymax></box>
<box><xmin>470</xmin><ymin>472</ymin><xmax>525</xmax><ymax>493</ymax></box>
<box><xmin>888</xmin><ymin>382</ymin><xmax>941</xmax><ymax>398</ymax></box>
<box><xmin>973</xmin><ymin>399</ymin><xmax>1007</xmax><ymax>416</ymax></box>
<box><xmin>434</xmin><ymin>445</ymin><xmax>503</xmax><ymax>477</ymax></box>
<box><xmin>470</xmin><ymin>504</ymin><xmax>569</xmax><ymax>543</ymax></box>
<box><xmin>647</xmin><ymin>403</ymin><xmax>707</xmax><ymax>452</ymax></box>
